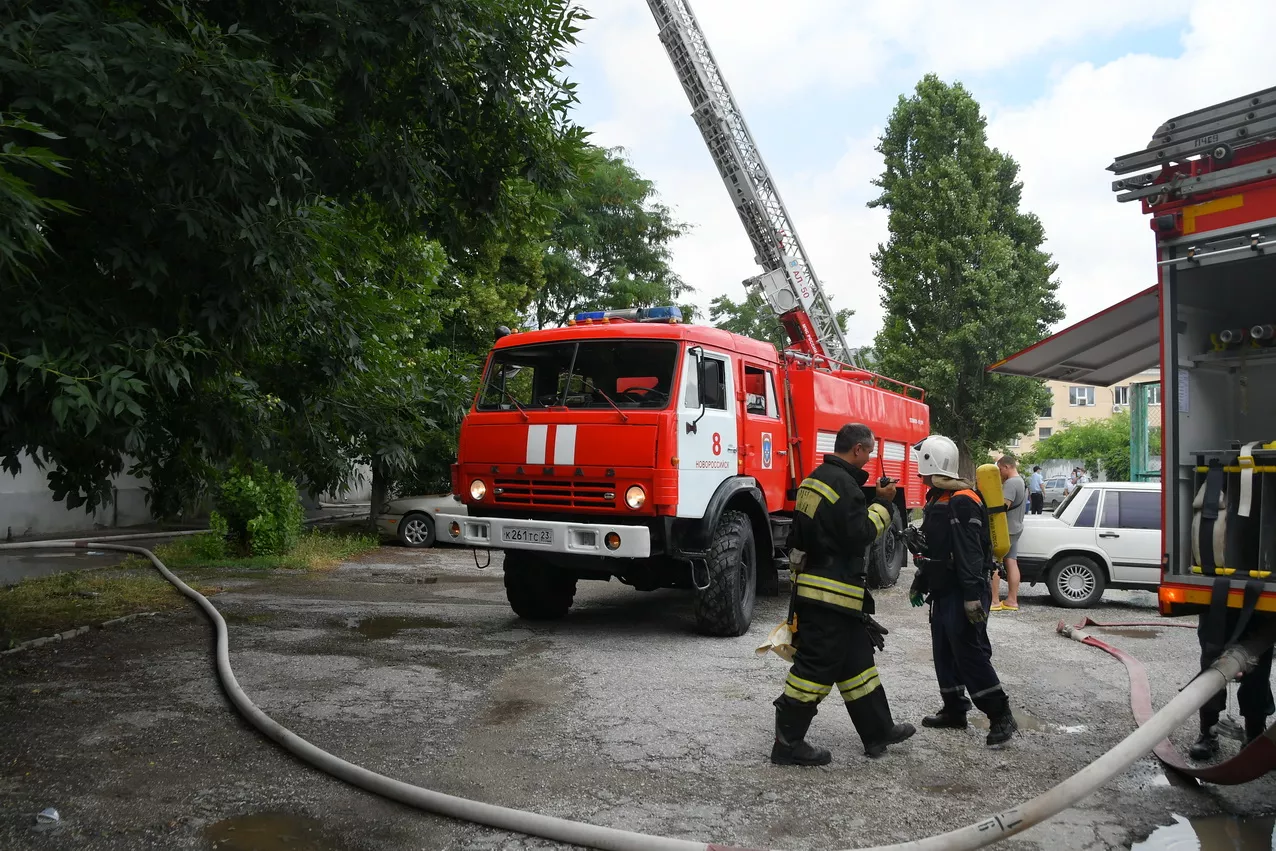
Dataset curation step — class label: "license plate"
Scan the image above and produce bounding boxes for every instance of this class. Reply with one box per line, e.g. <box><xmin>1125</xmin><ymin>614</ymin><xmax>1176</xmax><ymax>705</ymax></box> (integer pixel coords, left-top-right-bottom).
<box><xmin>502</xmin><ymin>527</ymin><xmax>553</xmax><ymax>545</ymax></box>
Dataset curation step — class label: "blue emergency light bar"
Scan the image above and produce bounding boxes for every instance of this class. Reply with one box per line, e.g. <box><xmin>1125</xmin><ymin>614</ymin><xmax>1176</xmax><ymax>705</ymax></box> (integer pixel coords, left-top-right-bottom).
<box><xmin>572</xmin><ymin>306</ymin><xmax>683</xmax><ymax>323</ymax></box>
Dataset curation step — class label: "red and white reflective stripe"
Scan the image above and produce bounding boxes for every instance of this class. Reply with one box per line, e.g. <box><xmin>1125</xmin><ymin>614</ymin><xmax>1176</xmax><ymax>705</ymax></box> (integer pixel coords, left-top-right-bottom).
<box><xmin>553</xmin><ymin>425</ymin><xmax>577</xmax><ymax>465</ymax></box>
<box><xmin>526</xmin><ymin>424</ymin><xmax>577</xmax><ymax>466</ymax></box>
<box><xmin>526</xmin><ymin>425</ymin><xmax>548</xmax><ymax>465</ymax></box>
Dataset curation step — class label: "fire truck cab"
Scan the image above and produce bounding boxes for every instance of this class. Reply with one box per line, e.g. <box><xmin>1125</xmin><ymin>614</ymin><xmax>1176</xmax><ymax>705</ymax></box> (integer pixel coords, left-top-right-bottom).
<box><xmin>441</xmin><ymin>307</ymin><xmax>928</xmax><ymax>636</ymax></box>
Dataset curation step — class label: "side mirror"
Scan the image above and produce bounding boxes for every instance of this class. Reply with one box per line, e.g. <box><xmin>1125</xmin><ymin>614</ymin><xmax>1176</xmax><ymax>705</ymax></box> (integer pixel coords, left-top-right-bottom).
<box><xmin>686</xmin><ymin>346</ymin><xmax>707</xmax><ymax>434</ymax></box>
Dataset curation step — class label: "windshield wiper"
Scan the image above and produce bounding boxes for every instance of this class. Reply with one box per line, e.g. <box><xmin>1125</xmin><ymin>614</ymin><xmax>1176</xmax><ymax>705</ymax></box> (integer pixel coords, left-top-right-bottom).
<box><xmin>579</xmin><ymin>377</ymin><xmax>629</xmax><ymax>423</ymax></box>
<box><xmin>492</xmin><ymin>380</ymin><xmax>529</xmax><ymax>421</ymax></box>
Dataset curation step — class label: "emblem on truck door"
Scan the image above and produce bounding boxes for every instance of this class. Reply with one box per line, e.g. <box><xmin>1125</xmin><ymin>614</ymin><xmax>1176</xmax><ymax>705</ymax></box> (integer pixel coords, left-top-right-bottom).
<box><xmin>762</xmin><ymin>432</ymin><xmax>773</xmax><ymax>469</ymax></box>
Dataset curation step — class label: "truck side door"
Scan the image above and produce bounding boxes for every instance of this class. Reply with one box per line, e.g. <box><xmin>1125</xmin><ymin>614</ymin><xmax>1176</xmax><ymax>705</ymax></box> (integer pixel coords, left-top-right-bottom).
<box><xmin>676</xmin><ymin>347</ymin><xmax>737</xmax><ymax>518</ymax></box>
<box><xmin>1097</xmin><ymin>489</ymin><xmax>1161</xmax><ymax>584</ymax></box>
<box><xmin>738</xmin><ymin>361</ymin><xmax>785</xmax><ymax>512</ymax></box>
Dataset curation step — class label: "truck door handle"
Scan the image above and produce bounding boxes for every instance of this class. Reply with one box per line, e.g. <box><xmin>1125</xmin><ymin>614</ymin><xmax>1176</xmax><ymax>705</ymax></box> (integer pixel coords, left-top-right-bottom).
<box><xmin>727</xmin><ymin>445</ymin><xmax>737</xmax><ymax>454</ymax></box>
<box><xmin>1099</xmin><ymin>532</ymin><xmax>1120</xmax><ymax>538</ymax></box>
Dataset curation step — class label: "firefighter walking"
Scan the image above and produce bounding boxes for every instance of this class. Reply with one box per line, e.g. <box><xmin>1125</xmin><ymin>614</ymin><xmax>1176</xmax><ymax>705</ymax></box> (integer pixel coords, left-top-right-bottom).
<box><xmin>908</xmin><ymin>434</ymin><xmax>1017</xmax><ymax>747</ymax></box>
<box><xmin>771</xmin><ymin>423</ymin><xmax>916</xmax><ymax>765</ymax></box>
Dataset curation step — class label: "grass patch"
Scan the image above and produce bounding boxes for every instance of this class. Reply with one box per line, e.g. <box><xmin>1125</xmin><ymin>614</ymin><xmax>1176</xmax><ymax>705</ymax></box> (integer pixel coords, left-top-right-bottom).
<box><xmin>134</xmin><ymin>527</ymin><xmax>381</xmax><ymax>572</ymax></box>
<box><xmin>0</xmin><ymin>568</ymin><xmax>218</xmax><ymax>647</ymax></box>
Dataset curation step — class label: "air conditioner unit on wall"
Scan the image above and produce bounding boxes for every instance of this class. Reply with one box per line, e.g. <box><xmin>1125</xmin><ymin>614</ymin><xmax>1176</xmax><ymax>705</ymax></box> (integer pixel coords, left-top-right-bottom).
<box><xmin>1113</xmin><ymin>404</ymin><xmax>1124</xmax><ymax>413</ymax></box>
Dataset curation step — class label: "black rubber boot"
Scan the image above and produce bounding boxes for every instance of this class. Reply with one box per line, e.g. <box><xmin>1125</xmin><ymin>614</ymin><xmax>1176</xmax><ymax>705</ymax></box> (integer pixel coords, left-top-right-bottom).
<box><xmin>864</xmin><ymin>722</ymin><xmax>917</xmax><ymax>758</ymax></box>
<box><xmin>770</xmin><ymin>706</ymin><xmax>831</xmax><ymax>767</ymax></box>
<box><xmin>1245</xmin><ymin>715</ymin><xmax>1268</xmax><ymax>745</ymax></box>
<box><xmin>1190</xmin><ymin>710</ymin><xmax>1220</xmax><ymax>760</ymax></box>
<box><xmin>986</xmin><ymin>711</ymin><xmax>1018</xmax><ymax>747</ymax></box>
<box><xmin>923</xmin><ymin>693</ymin><xmax>972</xmax><ymax>729</ymax></box>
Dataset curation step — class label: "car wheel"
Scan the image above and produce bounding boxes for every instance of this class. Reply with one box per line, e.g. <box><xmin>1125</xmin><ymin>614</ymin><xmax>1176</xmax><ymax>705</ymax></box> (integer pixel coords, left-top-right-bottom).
<box><xmin>503</xmin><ymin>550</ymin><xmax>577</xmax><ymax>620</ymax></box>
<box><xmin>868</xmin><ymin>504</ymin><xmax>906</xmax><ymax>589</ymax></box>
<box><xmin>1047</xmin><ymin>555</ymin><xmax>1106</xmax><ymax>608</ymax></box>
<box><xmin>398</xmin><ymin>512</ymin><xmax>435</xmax><ymax>548</ymax></box>
<box><xmin>693</xmin><ymin>510</ymin><xmax>757</xmax><ymax>637</ymax></box>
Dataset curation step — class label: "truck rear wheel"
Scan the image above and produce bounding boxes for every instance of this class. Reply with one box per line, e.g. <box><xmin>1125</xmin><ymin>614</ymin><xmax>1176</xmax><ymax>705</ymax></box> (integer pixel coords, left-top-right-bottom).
<box><xmin>502</xmin><ymin>551</ymin><xmax>577</xmax><ymax>620</ymax></box>
<box><xmin>693</xmin><ymin>510</ymin><xmax>757</xmax><ymax>637</ymax></box>
<box><xmin>868</xmin><ymin>504</ymin><xmax>905</xmax><ymax>589</ymax></box>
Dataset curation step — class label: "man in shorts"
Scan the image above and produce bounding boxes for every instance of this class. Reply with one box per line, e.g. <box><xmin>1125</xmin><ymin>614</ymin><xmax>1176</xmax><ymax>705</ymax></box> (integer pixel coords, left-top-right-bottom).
<box><xmin>991</xmin><ymin>455</ymin><xmax>1025</xmax><ymax>612</ymax></box>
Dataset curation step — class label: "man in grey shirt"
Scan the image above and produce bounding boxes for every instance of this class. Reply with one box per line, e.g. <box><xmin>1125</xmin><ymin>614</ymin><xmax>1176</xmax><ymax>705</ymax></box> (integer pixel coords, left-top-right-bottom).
<box><xmin>991</xmin><ymin>455</ymin><xmax>1026</xmax><ymax>612</ymax></box>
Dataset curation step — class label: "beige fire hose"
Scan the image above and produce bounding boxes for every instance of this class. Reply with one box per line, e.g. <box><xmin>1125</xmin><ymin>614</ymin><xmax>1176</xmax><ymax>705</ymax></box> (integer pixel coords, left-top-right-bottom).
<box><xmin>3</xmin><ymin>538</ymin><xmax>1270</xmax><ymax>850</ymax></box>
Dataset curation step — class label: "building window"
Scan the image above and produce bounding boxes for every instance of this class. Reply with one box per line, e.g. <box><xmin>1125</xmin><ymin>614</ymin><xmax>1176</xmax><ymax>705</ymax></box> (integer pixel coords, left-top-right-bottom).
<box><xmin>1069</xmin><ymin>386</ymin><xmax>1095</xmax><ymax>406</ymax></box>
<box><xmin>1113</xmin><ymin>385</ymin><xmax>1129</xmax><ymax>406</ymax></box>
<box><xmin>1039</xmin><ymin>427</ymin><xmax>1052</xmax><ymax>439</ymax></box>
<box><xmin>1147</xmin><ymin>384</ymin><xmax>1161</xmax><ymax>405</ymax></box>
<box><xmin>1039</xmin><ymin>405</ymin><xmax>1052</xmax><ymax>419</ymax></box>
<box><xmin>1009</xmin><ymin>438</ymin><xmax>1020</xmax><ymax>448</ymax></box>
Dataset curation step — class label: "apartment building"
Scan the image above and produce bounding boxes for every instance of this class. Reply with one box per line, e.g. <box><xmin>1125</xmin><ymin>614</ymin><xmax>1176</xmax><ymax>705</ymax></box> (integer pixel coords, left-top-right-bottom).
<box><xmin>1003</xmin><ymin>368</ymin><xmax>1161</xmax><ymax>456</ymax></box>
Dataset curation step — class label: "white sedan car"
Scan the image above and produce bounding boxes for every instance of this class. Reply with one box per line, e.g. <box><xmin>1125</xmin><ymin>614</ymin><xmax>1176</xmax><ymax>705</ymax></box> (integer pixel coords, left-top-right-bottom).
<box><xmin>376</xmin><ymin>494</ymin><xmax>467</xmax><ymax>548</ymax></box>
<box><xmin>1016</xmin><ymin>481</ymin><xmax>1161</xmax><ymax>608</ymax></box>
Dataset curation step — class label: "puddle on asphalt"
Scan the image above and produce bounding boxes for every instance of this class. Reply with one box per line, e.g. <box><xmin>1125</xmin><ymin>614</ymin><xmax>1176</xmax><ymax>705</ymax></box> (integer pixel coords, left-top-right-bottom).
<box><xmin>344</xmin><ymin>615</ymin><xmax>455</xmax><ymax>638</ymax></box>
<box><xmin>484</xmin><ymin>697</ymin><xmax>544</xmax><ymax>724</ymax></box>
<box><xmin>1096</xmin><ymin>627</ymin><xmax>1163</xmax><ymax>639</ymax></box>
<box><xmin>969</xmin><ymin>709</ymin><xmax>1086</xmax><ymax>735</ymax></box>
<box><xmin>204</xmin><ymin>812</ymin><xmax>349</xmax><ymax>850</ymax></box>
<box><xmin>1132</xmin><ymin>813</ymin><xmax>1275</xmax><ymax>849</ymax></box>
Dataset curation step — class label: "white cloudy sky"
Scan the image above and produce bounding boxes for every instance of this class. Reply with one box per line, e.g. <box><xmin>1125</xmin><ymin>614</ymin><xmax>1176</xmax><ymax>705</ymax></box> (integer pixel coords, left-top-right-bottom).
<box><xmin>563</xmin><ymin>0</ymin><xmax>1276</xmax><ymax>347</ymax></box>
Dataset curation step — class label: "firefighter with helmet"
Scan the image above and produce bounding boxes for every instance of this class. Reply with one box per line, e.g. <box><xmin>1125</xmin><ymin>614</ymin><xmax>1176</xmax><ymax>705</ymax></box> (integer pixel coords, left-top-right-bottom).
<box><xmin>771</xmin><ymin>423</ymin><xmax>916</xmax><ymax>765</ymax></box>
<box><xmin>908</xmin><ymin>434</ymin><xmax>1018</xmax><ymax>747</ymax></box>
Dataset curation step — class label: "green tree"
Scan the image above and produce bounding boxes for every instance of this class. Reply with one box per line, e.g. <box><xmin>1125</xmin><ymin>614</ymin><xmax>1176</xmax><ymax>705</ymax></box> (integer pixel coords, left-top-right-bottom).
<box><xmin>0</xmin><ymin>0</ymin><xmax>585</xmax><ymax>513</ymax></box>
<box><xmin>1024</xmin><ymin>413</ymin><xmax>1161</xmax><ymax>481</ymax></box>
<box><xmin>533</xmin><ymin>145</ymin><xmax>688</xmax><ymax>328</ymax></box>
<box><xmin>869</xmin><ymin>75</ymin><xmax>1063</xmax><ymax>476</ymax></box>
<box><xmin>708</xmin><ymin>290</ymin><xmax>853</xmax><ymax>352</ymax></box>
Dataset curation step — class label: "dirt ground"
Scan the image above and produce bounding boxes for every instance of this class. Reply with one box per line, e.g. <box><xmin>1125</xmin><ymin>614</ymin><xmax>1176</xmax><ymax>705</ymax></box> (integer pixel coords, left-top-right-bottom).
<box><xmin>3</xmin><ymin>545</ymin><xmax>1276</xmax><ymax>850</ymax></box>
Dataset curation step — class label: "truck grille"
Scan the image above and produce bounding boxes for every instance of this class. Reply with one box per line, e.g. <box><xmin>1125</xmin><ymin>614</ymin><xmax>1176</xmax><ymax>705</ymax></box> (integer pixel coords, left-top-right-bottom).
<box><xmin>493</xmin><ymin>479</ymin><xmax>616</xmax><ymax>509</ymax></box>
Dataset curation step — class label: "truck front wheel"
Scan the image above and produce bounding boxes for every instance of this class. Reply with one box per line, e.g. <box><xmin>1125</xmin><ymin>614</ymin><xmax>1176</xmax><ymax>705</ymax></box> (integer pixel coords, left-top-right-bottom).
<box><xmin>693</xmin><ymin>510</ymin><xmax>757</xmax><ymax>637</ymax></box>
<box><xmin>502</xmin><ymin>550</ymin><xmax>577</xmax><ymax>620</ymax></box>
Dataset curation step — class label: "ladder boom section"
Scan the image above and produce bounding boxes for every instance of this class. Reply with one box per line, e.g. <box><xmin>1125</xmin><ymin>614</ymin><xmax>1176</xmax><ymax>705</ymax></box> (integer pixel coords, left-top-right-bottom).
<box><xmin>645</xmin><ymin>0</ymin><xmax>854</xmax><ymax>365</ymax></box>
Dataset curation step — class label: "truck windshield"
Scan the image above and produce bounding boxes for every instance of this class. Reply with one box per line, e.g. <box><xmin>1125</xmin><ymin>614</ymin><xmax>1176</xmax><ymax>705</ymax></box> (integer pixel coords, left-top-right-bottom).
<box><xmin>477</xmin><ymin>340</ymin><xmax>679</xmax><ymax>411</ymax></box>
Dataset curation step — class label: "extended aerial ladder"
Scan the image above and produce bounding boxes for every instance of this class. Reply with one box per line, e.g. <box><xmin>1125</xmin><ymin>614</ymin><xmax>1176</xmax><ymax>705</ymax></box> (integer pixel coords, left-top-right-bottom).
<box><xmin>644</xmin><ymin>0</ymin><xmax>856</xmax><ymax>367</ymax></box>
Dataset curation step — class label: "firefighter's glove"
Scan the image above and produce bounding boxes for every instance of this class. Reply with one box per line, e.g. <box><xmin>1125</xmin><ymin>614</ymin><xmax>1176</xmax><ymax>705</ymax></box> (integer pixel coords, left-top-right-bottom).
<box><xmin>902</xmin><ymin>526</ymin><xmax>927</xmax><ymax>557</ymax></box>
<box><xmin>908</xmin><ymin>571</ymin><xmax>928</xmax><ymax>607</ymax></box>
<box><xmin>864</xmin><ymin>614</ymin><xmax>889</xmax><ymax>651</ymax></box>
<box><xmin>964</xmin><ymin>599</ymin><xmax>988</xmax><ymax>625</ymax></box>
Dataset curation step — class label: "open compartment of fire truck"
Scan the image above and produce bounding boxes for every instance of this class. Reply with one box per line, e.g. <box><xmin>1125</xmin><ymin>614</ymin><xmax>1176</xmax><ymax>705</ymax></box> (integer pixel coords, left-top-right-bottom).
<box><xmin>1170</xmin><ymin>242</ymin><xmax>1276</xmax><ymax>585</ymax></box>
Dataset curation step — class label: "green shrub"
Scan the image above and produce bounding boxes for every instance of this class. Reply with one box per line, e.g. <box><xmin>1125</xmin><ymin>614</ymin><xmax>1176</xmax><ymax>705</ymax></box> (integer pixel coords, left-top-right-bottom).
<box><xmin>214</xmin><ymin>467</ymin><xmax>304</xmax><ymax>556</ymax></box>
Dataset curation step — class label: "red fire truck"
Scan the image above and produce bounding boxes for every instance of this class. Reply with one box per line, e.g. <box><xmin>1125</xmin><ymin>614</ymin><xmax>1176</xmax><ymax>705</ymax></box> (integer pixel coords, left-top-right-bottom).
<box><xmin>991</xmin><ymin>85</ymin><xmax>1276</xmax><ymax>622</ymax></box>
<box><xmin>437</xmin><ymin>0</ymin><xmax>931</xmax><ymax>636</ymax></box>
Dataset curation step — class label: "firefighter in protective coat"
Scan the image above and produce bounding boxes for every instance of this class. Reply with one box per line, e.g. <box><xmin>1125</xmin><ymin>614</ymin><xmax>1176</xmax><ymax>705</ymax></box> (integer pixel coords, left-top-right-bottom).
<box><xmin>908</xmin><ymin>434</ymin><xmax>1017</xmax><ymax>747</ymax></box>
<box><xmin>771</xmin><ymin>423</ymin><xmax>916</xmax><ymax>765</ymax></box>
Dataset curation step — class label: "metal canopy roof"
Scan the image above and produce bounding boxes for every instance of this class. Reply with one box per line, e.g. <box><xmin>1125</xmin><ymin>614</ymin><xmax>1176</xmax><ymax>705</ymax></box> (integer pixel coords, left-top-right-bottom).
<box><xmin>987</xmin><ymin>286</ymin><xmax>1160</xmax><ymax>387</ymax></box>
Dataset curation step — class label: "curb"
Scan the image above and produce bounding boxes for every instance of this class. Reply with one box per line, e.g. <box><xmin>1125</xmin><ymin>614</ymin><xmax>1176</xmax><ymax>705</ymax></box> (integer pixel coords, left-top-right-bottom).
<box><xmin>1</xmin><ymin>611</ymin><xmax>161</xmax><ymax>656</ymax></box>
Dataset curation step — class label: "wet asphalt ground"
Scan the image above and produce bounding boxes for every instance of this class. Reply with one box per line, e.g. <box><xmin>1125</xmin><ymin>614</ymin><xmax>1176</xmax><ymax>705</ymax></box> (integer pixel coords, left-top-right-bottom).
<box><xmin>3</xmin><ymin>545</ymin><xmax>1276</xmax><ymax>850</ymax></box>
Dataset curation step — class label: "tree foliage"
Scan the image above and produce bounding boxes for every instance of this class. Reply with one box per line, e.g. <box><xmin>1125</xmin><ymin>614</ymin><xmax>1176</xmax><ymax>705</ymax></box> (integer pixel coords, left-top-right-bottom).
<box><xmin>869</xmin><ymin>75</ymin><xmax>1064</xmax><ymax>475</ymax></box>
<box><xmin>0</xmin><ymin>0</ymin><xmax>586</xmax><ymax>513</ymax></box>
<box><xmin>1024</xmin><ymin>413</ymin><xmax>1162</xmax><ymax>482</ymax></box>
<box><xmin>533</xmin><ymin>145</ymin><xmax>688</xmax><ymax>328</ymax></box>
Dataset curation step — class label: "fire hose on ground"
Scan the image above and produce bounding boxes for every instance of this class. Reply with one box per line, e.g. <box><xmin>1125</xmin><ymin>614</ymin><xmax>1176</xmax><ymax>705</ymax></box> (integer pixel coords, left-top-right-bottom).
<box><xmin>4</xmin><ymin>538</ymin><xmax>1276</xmax><ymax>851</ymax></box>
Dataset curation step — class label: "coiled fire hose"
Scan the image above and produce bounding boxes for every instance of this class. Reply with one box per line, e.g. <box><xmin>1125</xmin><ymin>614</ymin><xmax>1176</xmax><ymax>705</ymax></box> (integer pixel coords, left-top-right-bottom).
<box><xmin>5</xmin><ymin>538</ymin><xmax>1275</xmax><ymax>850</ymax></box>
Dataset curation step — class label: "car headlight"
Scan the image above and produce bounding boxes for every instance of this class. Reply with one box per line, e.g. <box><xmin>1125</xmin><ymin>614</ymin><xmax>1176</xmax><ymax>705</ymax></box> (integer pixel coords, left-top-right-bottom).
<box><xmin>624</xmin><ymin>485</ymin><xmax>646</xmax><ymax>509</ymax></box>
<box><xmin>470</xmin><ymin>479</ymin><xmax>487</xmax><ymax>501</ymax></box>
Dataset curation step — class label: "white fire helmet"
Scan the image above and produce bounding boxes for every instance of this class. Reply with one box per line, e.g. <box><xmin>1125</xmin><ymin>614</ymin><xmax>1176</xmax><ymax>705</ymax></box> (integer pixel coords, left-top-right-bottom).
<box><xmin>914</xmin><ymin>435</ymin><xmax>960</xmax><ymax>479</ymax></box>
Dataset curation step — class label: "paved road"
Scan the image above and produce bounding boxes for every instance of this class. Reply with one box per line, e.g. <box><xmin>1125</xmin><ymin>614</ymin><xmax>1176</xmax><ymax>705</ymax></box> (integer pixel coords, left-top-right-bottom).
<box><xmin>3</xmin><ymin>546</ymin><xmax>1275</xmax><ymax>850</ymax></box>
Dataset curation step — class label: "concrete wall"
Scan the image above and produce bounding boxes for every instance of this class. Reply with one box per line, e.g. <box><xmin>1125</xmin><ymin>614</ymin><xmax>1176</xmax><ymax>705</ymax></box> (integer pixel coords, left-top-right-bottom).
<box><xmin>0</xmin><ymin>452</ymin><xmax>151</xmax><ymax>539</ymax></box>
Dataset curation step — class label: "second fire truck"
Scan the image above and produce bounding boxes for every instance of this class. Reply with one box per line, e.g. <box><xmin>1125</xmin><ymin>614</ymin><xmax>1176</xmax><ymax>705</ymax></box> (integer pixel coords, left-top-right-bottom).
<box><xmin>439</xmin><ymin>1</ymin><xmax>931</xmax><ymax>635</ymax></box>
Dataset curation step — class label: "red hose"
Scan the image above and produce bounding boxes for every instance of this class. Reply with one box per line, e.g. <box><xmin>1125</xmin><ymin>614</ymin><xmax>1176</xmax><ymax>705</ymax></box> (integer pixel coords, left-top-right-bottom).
<box><xmin>1058</xmin><ymin>618</ymin><xmax>1276</xmax><ymax>784</ymax></box>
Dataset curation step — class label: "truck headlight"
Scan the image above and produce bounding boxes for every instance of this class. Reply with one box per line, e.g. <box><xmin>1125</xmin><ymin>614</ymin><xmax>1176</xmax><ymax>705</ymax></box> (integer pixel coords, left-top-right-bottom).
<box><xmin>470</xmin><ymin>479</ymin><xmax>487</xmax><ymax>501</ymax></box>
<box><xmin>624</xmin><ymin>485</ymin><xmax>646</xmax><ymax>509</ymax></box>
